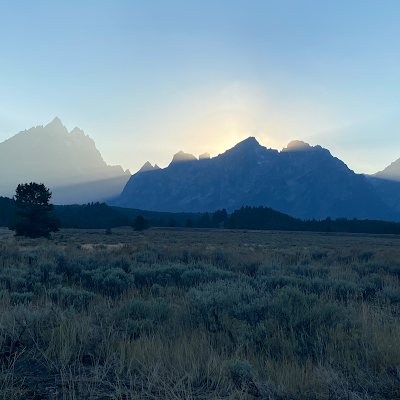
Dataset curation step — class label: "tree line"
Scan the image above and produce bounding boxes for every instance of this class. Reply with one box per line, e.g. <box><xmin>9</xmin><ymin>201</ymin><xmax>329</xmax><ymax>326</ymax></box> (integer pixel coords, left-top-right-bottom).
<box><xmin>0</xmin><ymin>195</ymin><xmax>203</xmax><ymax>230</ymax></box>
<box><xmin>223</xmin><ymin>205</ymin><xmax>400</xmax><ymax>234</ymax></box>
<box><xmin>2</xmin><ymin>184</ymin><xmax>400</xmax><ymax>236</ymax></box>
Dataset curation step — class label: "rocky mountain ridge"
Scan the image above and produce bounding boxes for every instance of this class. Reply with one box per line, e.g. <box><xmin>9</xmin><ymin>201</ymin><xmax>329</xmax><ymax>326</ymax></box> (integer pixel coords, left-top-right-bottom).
<box><xmin>0</xmin><ymin>117</ymin><xmax>130</xmax><ymax>204</ymax></box>
<box><xmin>112</xmin><ymin>137</ymin><xmax>398</xmax><ymax>221</ymax></box>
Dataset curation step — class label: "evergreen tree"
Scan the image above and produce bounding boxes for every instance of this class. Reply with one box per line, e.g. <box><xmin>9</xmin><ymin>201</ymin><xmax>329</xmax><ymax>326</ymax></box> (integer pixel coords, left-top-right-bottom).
<box><xmin>133</xmin><ymin>215</ymin><xmax>149</xmax><ymax>231</ymax></box>
<box><xmin>212</xmin><ymin>209</ymin><xmax>228</xmax><ymax>227</ymax></box>
<box><xmin>227</xmin><ymin>216</ymin><xmax>236</xmax><ymax>229</ymax></box>
<box><xmin>0</xmin><ymin>197</ymin><xmax>16</xmax><ymax>227</ymax></box>
<box><xmin>197</xmin><ymin>212</ymin><xmax>212</xmax><ymax>228</ymax></box>
<box><xmin>11</xmin><ymin>183</ymin><xmax>60</xmax><ymax>238</ymax></box>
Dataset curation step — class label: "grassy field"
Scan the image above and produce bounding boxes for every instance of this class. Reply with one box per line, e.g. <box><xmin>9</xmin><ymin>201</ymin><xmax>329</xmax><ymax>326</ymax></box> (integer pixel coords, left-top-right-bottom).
<box><xmin>1</xmin><ymin>227</ymin><xmax>400</xmax><ymax>399</ymax></box>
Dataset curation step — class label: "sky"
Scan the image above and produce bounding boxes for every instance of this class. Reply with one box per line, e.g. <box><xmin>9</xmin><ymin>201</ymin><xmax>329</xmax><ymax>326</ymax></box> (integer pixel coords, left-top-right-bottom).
<box><xmin>1</xmin><ymin>0</ymin><xmax>400</xmax><ymax>174</ymax></box>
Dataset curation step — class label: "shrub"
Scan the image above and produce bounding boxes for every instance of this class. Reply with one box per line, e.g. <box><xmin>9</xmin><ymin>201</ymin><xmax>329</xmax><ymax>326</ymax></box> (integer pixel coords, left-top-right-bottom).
<box><xmin>223</xmin><ymin>358</ymin><xmax>260</xmax><ymax>397</ymax></box>
<box><xmin>211</xmin><ymin>249</ymin><xmax>231</xmax><ymax>269</ymax></box>
<box><xmin>180</xmin><ymin>264</ymin><xmax>235</xmax><ymax>286</ymax></box>
<box><xmin>9</xmin><ymin>292</ymin><xmax>34</xmax><ymax>304</ymax></box>
<box><xmin>358</xmin><ymin>251</ymin><xmax>374</xmax><ymax>262</ymax></box>
<box><xmin>0</xmin><ymin>269</ymin><xmax>28</xmax><ymax>292</ymax></box>
<box><xmin>378</xmin><ymin>287</ymin><xmax>400</xmax><ymax>303</ymax></box>
<box><xmin>48</xmin><ymin>287</ymin><xmax>95</xmax><ymax>310</ymax></box>
<box><xmin>118</xmin><ymin>298</ymin><xmax>170</xmax><ymax>338</ymax></box>
<box><xmin>270</xmin><ymin>286</ymin><xmax>351</xmax><ymax>331</ymax></box>
<box><xmin>269</xmin><ymin>286</ymin><xmax>353</xmax><ymax>359</ymax></box>
<box><xmin>187</xmin><ymin>279</ymin><xmax>270</xmax><ymax>330</ymax></box>
<box><xmin>81</xmin><ymin>267</ymin><xmax>134</xmax><ymax>296</ymax></box>
<box><xmin>119</xmin><ymin>298</ymin><xmax>169</xmax><ymax>322</ymax></box>
<box><xmin>131</xmin><ymin>262</ymin><xmax>234</xmax><ymax>289</ymax></box>
<box><xmin>55</xmin><ymin>253</ymin><xmax>86</xmax><ymax>280</ymax></box>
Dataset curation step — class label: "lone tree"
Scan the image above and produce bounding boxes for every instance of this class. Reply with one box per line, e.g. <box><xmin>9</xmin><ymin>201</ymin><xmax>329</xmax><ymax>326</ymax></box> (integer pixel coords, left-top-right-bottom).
<box><xmin>11</xmin><ymin>183</ymin><xmax>60</xmax><ymax>238</ymax></box>
<box><xmin>132</xmin><ymin>215</ymin><xmax>149</xmax><ymax>231</ymax></box>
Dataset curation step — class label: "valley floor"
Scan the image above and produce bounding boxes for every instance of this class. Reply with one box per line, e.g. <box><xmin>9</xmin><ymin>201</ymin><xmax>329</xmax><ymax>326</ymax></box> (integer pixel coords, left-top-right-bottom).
<box><xmin>0</xmin><ymin>228</ymin><xmax>400</xmax><ymax>399</ymax></box>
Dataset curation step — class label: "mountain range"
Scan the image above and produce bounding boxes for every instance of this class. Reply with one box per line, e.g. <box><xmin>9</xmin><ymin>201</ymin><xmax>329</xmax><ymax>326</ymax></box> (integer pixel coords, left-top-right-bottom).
<box><xmin>0</xmin><ymin>118</ymin><xmax>130</xmax><ymax>204</ymax></box>
<box><xmin>111</xmin><ymin>137</ymin><xmax>398</xmax><ymax>220</ymax></box>
<box><xmin>1</xmin><ymin>117</ymin><xmax>400</xmax><ymax>221</ymax></box>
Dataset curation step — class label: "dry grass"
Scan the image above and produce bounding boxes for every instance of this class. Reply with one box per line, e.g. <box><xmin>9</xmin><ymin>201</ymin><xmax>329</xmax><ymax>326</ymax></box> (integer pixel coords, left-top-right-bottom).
<box><xmin>0</xmin><ymin>227</ymin><xmax>400</xmax><ymax>399</ymax></box>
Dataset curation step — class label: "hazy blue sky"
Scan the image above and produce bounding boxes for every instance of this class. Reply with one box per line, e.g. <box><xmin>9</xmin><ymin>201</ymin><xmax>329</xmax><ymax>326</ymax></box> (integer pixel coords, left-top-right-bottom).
<box><xmin>1</xmin><ymin>1</ymin><xmax>400</xmax><ymax>174</ymax></box>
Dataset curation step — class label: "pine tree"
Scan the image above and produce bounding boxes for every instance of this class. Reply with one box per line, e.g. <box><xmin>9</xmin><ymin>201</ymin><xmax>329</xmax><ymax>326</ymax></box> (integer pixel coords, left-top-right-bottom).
<box><xmin>11</xmin><ymin>183</ymin><xmax>60</xmax><ymax>238</ymax></box>
<box><xmin>133</xmin><ymin>215</ymin><xmax>149</xmax><ymax>231</ymax></box>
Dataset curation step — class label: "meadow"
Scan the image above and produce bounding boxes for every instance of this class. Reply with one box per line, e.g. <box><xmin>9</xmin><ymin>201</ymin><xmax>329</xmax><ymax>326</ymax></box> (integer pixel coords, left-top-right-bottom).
<box><xmin>0</xmin><ymin>227</ymin><xmax>400</xmax><ymax>399</ymax></box>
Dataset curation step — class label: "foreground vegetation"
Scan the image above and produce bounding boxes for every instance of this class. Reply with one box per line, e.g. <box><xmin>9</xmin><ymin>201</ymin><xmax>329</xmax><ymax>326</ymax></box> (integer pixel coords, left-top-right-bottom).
<box><xmin>0</xmin><ymin>227</ymin><xmax>400</xmax><ymax>399</ymax></box>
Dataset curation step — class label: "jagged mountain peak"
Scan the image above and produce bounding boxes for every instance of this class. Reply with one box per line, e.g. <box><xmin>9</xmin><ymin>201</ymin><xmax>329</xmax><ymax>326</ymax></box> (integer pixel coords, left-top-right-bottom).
<box><xmin>138</xmin><ymin>161</ymin><xmax>157</xmax><ymax>173</ymax></box>
<box><xmin>282</xmin><ymin>140</ymin><xmax>311</xmax><ymax>152</ymax></box>
<box><xmin>222</xmin><ymin>136</ymin><xmax>263</xmax><ymax>157</ymax></box>
<box><xmin>0</xmin><ymin>118</ymin><xmax>130</xmax><ymax>204</ymax></box>
<box><xmin>43</xmin><ymin>118</ymin><xmax>87</xmax><ymax>139</ymax></box>
<box><xmin>233</xmin><ymin>136</ymin><xmax>260</xmax><ymax>149</ymax></box>
<box><xmin>45</xmin><ymin>117</ymin><xmax>66</xmax><ymax>132</ymax></box>
<box><xmin>49</xmin><ymin>116</ymin><xmax>63</xmax><ymax>125</ymax></box>
<box><xmin>137</xmin><ymin>162</ymin><xmax>162</xmax><ymax>173</ymax></box>
<box><xmin>242</xmin><ymin>136</ymin><xmax>259</xmax><ymax>144</ymax></box>
<box><xmin>199</xmin><ymin>152</ymin><xmax>211</xmax><ymax>160</ymax></box>
<box><xmin>170</xmin><ymin>150</ymin><xmax>197</xmax><ymax>164</ymax></box>
<box><xmin>70</xmin><ymin>127</ymin><xmax>85</xmax><ymax>136</ymax></box>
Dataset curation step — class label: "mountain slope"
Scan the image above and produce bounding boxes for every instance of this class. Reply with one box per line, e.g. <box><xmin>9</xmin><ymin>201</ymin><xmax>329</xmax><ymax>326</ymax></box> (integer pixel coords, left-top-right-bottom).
<box><xmin>366</xmin><ymin>158</ymin><xmax>400</xmax><ymax>213</ymax></box>
<box><xmin>0</xmin><ymin>118</ymin><xmax>130</xmax><ymax>204</ymax></box>
<box><xmin>112</xmin><ymin>137</ymin><xmax>397</xmax><ymax>220</ymax></box>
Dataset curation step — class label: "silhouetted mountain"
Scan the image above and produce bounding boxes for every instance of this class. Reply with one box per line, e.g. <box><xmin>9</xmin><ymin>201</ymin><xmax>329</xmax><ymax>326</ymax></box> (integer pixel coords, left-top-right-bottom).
<box><xmin>366</xmin><ymin>158</ymin><xmax>400</xmax><ymax>213</ymax></box>
<box><xmin>0</xmin><ymin>118</ymin><xmax>130</xmax><ymax>204</ymax></box>
<box><xmin>138</xmin><ymin>162</ymin><xmax>161</xmax><ymax>172</ymax></box>
<box><xmin>112</xmin><ymin>137</ymin><xmax>397</xmax><ymax>220</ymax></box>
<box><xmin>199</xmin><ymin>152</ymin><xmax>211</xmax><ymax>160</ymax></box>
<box><xmin>374</xmin><ymin>157</ymin><xmax>400</xmax><ymax>181</ymax></box>
<box><xmin>170</xmin><ymin>150</ymin><xmax>197</xmax><ymax>164</ymax></box>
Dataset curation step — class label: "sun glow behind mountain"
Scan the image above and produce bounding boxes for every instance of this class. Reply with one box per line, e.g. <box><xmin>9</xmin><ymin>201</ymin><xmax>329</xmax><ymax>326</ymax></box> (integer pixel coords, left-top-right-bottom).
<box><xmin>136</xmin><ymin>82</ymin><xmax>338</xmax><ymax>170</ymax></box>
